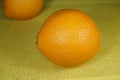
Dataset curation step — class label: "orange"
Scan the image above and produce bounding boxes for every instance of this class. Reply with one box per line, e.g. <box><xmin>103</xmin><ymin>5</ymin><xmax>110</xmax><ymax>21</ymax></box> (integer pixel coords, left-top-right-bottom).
<box><xmin>2</xmin><ymin>0</ymin><xmax>44</xmax><ymax>19</ymax></box>
<box><xmin>37</xmin><ymin>9</ymin><xmax>100</xmax><ymax>67</ymax></box>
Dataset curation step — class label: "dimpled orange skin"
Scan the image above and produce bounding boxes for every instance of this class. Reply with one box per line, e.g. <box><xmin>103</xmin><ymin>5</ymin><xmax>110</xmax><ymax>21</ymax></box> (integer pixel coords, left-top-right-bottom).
<box><xmin>2</xmin><ymin>0</ymin><xmax>44</xmax><ymax>19</ymax></box>
<box><xmin>37</xmin><ymin>9</ymin><xmax>100</xmax><ymax>67</ymax></box>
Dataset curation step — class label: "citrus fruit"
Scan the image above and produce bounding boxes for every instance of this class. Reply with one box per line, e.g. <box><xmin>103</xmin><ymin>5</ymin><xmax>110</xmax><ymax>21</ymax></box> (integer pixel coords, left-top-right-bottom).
<box><xmin>2</xmin><ymin>0</ymin><xmax>44</xmax><ymax>19</ymax></box>
<box><xmin>37</xmin><ymin>9</ymin><xmax>100</xmax><ymax>67</ymax></box>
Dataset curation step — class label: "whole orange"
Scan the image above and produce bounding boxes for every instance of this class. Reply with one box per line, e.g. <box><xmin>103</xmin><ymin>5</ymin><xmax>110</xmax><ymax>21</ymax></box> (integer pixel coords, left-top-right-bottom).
<box><xmin>37</xmin><ymin>9</ymin><xmax>100</xmax><ymax>67</ymax></box>
<box><xmin>2</xmin><ymin>0</ymin><xmax>44</xmax><ymax>19</ymax></box>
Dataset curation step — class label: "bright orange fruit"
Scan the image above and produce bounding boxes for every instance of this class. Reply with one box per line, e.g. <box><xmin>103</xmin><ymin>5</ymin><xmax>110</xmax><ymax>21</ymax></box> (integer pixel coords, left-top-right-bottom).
<box><xmin>37</xmin><ymin>9</ymin><xmax>100</xmax><ymax>67</ymax></box>
<box><xmin>2</xmin><ymin>0</ymin><xmax>44</xmax><ymax>19</ymax></box>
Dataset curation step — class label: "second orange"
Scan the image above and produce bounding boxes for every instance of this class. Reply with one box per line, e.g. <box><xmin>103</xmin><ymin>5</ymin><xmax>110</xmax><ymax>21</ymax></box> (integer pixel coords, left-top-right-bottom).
<box><xmin>2</xmin><ymin>0</ymin><xmax>44</xmax><ymax>19</ymax></box>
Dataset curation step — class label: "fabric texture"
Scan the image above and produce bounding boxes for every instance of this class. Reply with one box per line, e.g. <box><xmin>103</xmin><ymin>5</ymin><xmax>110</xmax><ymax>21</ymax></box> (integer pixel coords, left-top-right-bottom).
<box><xmin>0</xmin><ymin>0</ymin><xmax>120</xmax><ymax>80</ymax></box>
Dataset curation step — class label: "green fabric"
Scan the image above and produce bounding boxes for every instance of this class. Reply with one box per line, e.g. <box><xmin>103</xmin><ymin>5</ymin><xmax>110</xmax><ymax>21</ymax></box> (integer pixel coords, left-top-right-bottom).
<box><xmin>0</xmin><ymin>0</ymin><xmax>120</xmax><ymax>80</ymax></box>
